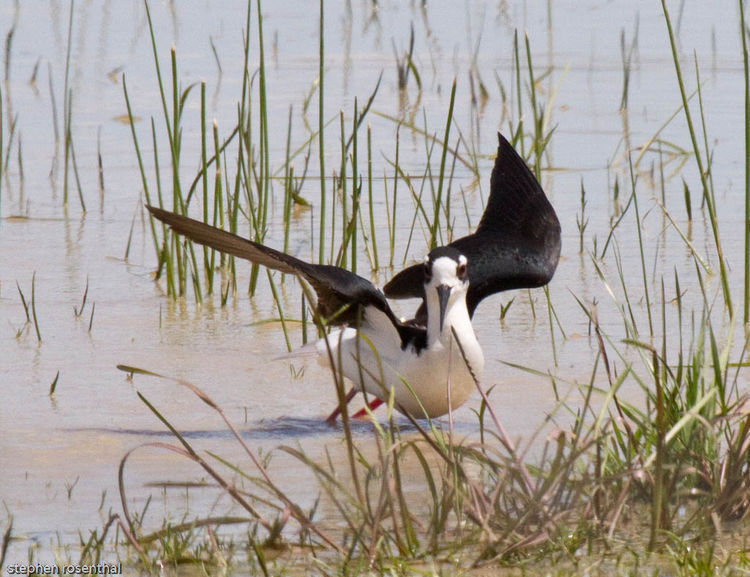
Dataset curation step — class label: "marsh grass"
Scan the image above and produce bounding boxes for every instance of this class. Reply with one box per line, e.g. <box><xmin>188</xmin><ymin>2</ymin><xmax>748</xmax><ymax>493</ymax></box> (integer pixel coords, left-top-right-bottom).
<box><xmin>660</xmin><ymin>0</ymin><xmax>731</xmax><ymax>315</ymax></box>
<box><xmin>49</xmin><ymin>370</ymin><xmax>59</xmax><ymax>395</ymax></box>
<box><xmin>1</xmin><ymin>2</ymin><xmax>19</xmax><ymax>211</ymax></box>
<box><xmin>31</xmin><ymin>274</ymin><xmax>41</xmax><ymax>339</ymax></box>
<box><xmin>741</xmin><ymin>0</ymin><xmax>750</xmax><ymax>325</ymax></box>
<box><xmin>0</xmin><ymin>83</ymin><xmax>3</xmax><ymax>212</ymax></box>
<box><xmin>114</xmin><ymin>302</ymin><xmax>750</xmax><ymax>573</ymax></box>
<box><xmin>317</xmin><ymin>0</ymin><xmax>326</xmax><ymax>266</ymax></box>
<box><xmin>61</xmin><ymin>0</ymin><xmax>85</xmax><ymax>212</ymax></box>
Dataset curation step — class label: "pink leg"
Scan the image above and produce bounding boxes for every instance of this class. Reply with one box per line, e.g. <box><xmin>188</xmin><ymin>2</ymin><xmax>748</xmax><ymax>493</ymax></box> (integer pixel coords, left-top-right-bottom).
<box><xmin>325</xmin><ymin>388</ymin><xmax>358</xmax><ymax>425</ymax></box>
<box><xmin>351</xmin><ymin>397</ymin><xmax>384</xmax><ymax>419</ymax></box>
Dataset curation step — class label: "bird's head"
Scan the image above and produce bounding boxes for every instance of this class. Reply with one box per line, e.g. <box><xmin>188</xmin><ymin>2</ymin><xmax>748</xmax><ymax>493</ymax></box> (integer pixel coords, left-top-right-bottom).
<box><xmin>423</xmin><ymin>247</ymin><xmax>469</xmax><ymax>332</ymax></box>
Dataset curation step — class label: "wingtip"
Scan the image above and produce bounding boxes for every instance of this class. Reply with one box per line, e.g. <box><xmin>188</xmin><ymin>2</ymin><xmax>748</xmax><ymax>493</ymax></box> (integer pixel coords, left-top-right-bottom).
<box><xmin>466</xmin><ymin>132</ymin><xmax>560</xmax><ymax>302</ymax></box>
<box><xmin>483</xmin><ymin>131</ymin><xmax>559</xmax><ymax>231</ymax></box>
<box><xmin>145</xmin><ymin>204</ymin><xmax>193</xmax><ymax>233</ymax></box>
<box><xmin>497</xmin><ymin>132</ymin><xmax>561</xmax><ymax>282</ymax></box>
<box><xmin>496</xmin><ymin>131</ymin><xmax>511</xmax><ymax>148</ymax></box>
<box><xmin>145</xmin><ymin>204</ymin><xmax>168</xmax><ymax>222</ymax></box>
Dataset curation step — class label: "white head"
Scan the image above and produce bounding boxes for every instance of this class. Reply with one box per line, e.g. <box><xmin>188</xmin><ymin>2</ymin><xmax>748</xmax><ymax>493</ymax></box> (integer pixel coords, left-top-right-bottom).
<box><xmin>423</xmin><ymin>247</ymin><xmax>469</xmax><ymax>332</ymax></box>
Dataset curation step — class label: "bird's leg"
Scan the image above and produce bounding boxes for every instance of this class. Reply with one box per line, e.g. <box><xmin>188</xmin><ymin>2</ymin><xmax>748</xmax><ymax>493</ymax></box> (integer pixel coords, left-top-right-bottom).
<box><xmin>351</xmin><ymin>398</ymin><xmax>384</xmax><ymax>419</ymax></box>
<box><xmin>325</xmin><ymin>387</ymin><xmax>358</xmax><ymax>425</ymax></box>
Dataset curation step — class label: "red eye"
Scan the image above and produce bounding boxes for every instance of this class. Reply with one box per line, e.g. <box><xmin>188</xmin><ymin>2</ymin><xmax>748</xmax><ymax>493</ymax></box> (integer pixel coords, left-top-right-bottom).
<box><xmin>457</xmin><ymin>263</ymin><xmax>467</xmax><ymax>280</ymax></box>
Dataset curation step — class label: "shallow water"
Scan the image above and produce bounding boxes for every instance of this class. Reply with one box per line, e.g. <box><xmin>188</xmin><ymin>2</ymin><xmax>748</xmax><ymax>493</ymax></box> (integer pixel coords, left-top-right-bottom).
<box><xmin>1</xmin><ymin>0</ymin><xmax>748</xmax><ymax>566</ymax></box>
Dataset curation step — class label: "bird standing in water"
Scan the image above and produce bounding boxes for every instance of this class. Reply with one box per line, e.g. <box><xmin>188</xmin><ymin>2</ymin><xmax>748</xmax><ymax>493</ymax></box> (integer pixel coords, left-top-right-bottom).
<box><xmin>147</xmin><ymin>133</ymin><xmax>560</xmax><ymax>421</ymax></box>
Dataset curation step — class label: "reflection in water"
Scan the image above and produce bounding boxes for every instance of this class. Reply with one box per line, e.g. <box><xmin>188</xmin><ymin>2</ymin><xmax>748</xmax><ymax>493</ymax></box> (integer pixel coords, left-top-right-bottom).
<box><xmin>68</xmin><ymin>413</ymin><xmax>487</xmax><ymax>443</ymax></box>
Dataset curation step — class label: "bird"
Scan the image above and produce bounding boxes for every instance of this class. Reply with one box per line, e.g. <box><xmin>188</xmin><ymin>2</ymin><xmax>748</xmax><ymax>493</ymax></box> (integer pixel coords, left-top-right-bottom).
<box><xmin>146</xmin><ymin>132</ymin><xmax>560</xmax><ymax>422</ymax></box>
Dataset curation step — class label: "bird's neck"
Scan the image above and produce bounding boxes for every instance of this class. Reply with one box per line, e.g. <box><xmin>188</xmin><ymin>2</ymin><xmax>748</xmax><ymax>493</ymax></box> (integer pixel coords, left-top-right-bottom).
<box><xmin>426</xmin><ymin>294</ymin><xmax>475</xmax><ymax>349</ymax></box>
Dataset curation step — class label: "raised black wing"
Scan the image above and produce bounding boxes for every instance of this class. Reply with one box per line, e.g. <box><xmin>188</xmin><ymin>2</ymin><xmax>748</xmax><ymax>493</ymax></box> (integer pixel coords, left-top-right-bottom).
<box><xmin>146</xmin><ymin>206</ymin><xmax>411</xmax><ymax>334</ymax></box>
<box><xmin>383</xmin><ymin>132</ymin><xmax>561</xmax><ymax>317</ymax></box>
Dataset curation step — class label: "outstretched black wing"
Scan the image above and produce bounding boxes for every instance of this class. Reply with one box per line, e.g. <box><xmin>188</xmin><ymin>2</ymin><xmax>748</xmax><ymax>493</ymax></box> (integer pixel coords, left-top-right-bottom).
<box><xmin>147</xmin><ymin>206</ymin><xmax>425</xmax><ymax>349</ymax></box>
<box><xmin>383</xmin><ymin>132</ymin><xmax>561</xmax><ymax>318</ymax></box>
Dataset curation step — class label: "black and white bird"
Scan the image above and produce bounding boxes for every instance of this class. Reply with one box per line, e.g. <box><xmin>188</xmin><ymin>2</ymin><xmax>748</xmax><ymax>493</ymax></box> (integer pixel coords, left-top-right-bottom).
<box><xmin>146</xmin><ymin>133</ymin><xmax>560</xmax><ymax>421</ymax></box>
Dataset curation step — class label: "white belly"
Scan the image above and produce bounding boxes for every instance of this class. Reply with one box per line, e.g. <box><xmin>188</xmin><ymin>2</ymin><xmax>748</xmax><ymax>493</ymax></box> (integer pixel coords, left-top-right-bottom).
<box><xmin>318</xmin><ymin>326</ymin><xmax>484</xmax><ymax>418</ymax></box>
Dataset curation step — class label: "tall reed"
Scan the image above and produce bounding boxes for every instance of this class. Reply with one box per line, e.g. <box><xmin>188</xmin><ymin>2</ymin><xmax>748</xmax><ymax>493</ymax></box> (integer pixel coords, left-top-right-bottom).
<box><xmin>741</xmin><ymin>0</ymin><xmax>750</xmax><ymax>325</ymax></box>
<box><xmin>660</xmin><ymin>0</ymin><xmax>732</xmax><ymax>315</ymax></box>
<box><xmin>317</xmin><ymin>0</ymin><xmax>326</xmax><ymax>265</ymax></box>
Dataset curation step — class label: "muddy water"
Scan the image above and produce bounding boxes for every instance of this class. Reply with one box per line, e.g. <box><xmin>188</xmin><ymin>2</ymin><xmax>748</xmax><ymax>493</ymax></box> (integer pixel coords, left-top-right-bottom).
<box><xmin>0</xmin><ymin>0</ymin><xmax>747</xmax><ymax>564</ymax></box>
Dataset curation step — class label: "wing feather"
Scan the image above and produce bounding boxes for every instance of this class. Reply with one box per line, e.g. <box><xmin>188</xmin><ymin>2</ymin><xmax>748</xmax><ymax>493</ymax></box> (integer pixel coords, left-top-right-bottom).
<box><xmin>383</xmin><ymin>133</ymin><xmax>560</xmax><ymax>318</ymax></box>
<box><xmin>146</xmin><ymin>206</ymin><xmax>426</xmax><ymax>348</ymax></box>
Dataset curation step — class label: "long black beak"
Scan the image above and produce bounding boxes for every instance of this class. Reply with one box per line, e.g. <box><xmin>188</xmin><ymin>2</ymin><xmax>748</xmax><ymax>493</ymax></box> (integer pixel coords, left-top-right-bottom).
<box><xmin>436</xmin><ymin>284</ymin><xmax>452</xmax><ymax>332</ymax></box>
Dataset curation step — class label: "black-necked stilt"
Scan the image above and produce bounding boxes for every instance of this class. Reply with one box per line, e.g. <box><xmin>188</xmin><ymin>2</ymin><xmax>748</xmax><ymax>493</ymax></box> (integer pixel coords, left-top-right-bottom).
<box><xmin>147</xmin><ymin>133</ymin><xmax>560</xmax><ymax>421</ymax></box>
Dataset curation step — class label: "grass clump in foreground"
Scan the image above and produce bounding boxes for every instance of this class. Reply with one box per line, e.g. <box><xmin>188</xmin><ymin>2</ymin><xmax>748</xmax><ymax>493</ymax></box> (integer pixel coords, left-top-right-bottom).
<box><xmin>110</xmin><ymin>301</ymin><xmax>750</xmax><ymax>575</ymax></box>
